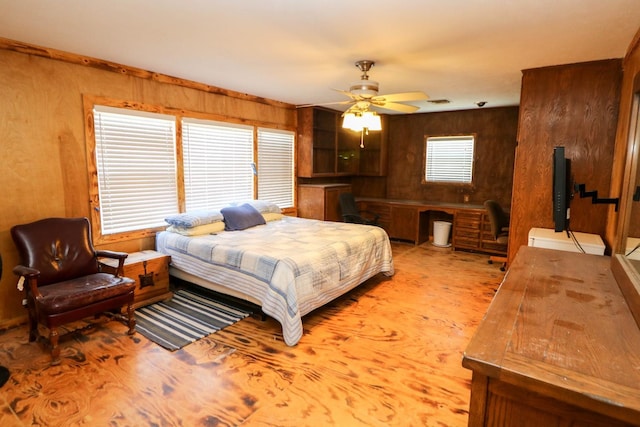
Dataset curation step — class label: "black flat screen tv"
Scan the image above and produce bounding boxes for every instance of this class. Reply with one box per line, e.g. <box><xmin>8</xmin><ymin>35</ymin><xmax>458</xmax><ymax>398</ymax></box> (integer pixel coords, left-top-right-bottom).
<box><xmin>553</xmin><ymin>146</ymin><xmax>572</xmax><ymax>232</ymax></box>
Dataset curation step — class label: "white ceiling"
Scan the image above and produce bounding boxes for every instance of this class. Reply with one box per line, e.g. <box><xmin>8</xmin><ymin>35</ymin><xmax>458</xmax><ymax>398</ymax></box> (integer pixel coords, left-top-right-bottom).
<box><xmin>2</xmin><ymin>0</ymin><xmax>639</xmax><ymax>113</ymax></box>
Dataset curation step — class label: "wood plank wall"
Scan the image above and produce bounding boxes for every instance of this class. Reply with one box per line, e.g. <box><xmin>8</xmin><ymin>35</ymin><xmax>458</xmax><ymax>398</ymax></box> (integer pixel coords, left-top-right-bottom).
<box><xmin>352</xmin><ymin>107</ymin><xmax>519</xmax><ymax>209</ymax></box>
<box><xmin>0</xmin><ymin>39</ymin><xmax>296</xmax><ymax>327</ymax></box>
<box><xmin>611</xmin><ymin>30</ymin><xmax>640</xmax><ymax>249</ymax></box>
<box><xmin>509</xmin><ymin>59</ymin><xmax>622</xmax><ymax>262</ymax></box>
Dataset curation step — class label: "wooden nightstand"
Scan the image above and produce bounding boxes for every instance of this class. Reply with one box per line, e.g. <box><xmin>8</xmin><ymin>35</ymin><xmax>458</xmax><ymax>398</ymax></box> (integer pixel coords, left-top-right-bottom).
<box><xmin>102</xmin><ymin>250</ymin><xmax>172</xmax><ymax>308</ymax></box>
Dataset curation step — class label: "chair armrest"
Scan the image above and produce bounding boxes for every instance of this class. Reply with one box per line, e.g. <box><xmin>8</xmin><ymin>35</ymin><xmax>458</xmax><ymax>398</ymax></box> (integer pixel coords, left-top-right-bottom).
<box><xmin>361</xmin><ymin>210</ymin><xmax>380</xmax><ymax>220</ymax></box>
<box><xmin>12</xmin><ymin>265</ymin><xmax>43</xmax><ymax>298</ymax></box>
<box><xmin>96</xmin><ymin>250</ymin><xmax>129</xmax><ymax>276</ymax></box>
<box><xmin>95</xmin><ymin>250</ymin><xmax>128</xmax><ymax>260</ymax></box>
<box><xmin>13</xmin><ymin>264</ymin><xmax>39</xmax><ymax>278</ymax></box>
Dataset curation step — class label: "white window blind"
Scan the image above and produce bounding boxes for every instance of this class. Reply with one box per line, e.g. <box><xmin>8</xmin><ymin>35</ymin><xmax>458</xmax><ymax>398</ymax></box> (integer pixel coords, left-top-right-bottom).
<box><xmin>425</xmin><ymin>136</ymin><xmax>475</xmax><ymax>183</ymax></box>
<box><xmin>93</xmin><ymin>106</ymin><xmax>178</xmax><ymax>234</ymax></box>
<box><xmin>257</xmin><ymin>128</ymin><xmax>294</xmax><ymax>208</ymax></box>
<box><xmin>182</xmin><ymin>118</ymin><xmax>254</xmax><ymax>210</ymax></box>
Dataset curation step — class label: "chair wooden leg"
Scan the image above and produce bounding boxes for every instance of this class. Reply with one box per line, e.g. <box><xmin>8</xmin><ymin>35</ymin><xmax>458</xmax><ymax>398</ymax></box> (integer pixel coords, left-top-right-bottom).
<box><xmin>27</xmin><ymin>302</ymin><xmax>38</xmax><ymax>342</ymax></box>
<box><xmin>49</xmin><ymin>327</ymin><xmax>61</xmax><ymax>366</ymax></box>
<box><xmin>126</xmin><ymin>303</ymin><xmax>136</xmax><ymax>335</ymax></box>
<box><xmin>28</xmin><ymin>315</ymin><xmax>38</xmax><ymax>342</ymax></box>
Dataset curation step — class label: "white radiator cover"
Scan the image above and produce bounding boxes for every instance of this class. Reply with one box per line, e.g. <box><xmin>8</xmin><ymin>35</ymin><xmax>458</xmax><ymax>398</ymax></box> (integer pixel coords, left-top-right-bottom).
<box><xmin>527</xmin><ymin>227</ymin><xmax>605</xmax><ymax>255</ymax></box>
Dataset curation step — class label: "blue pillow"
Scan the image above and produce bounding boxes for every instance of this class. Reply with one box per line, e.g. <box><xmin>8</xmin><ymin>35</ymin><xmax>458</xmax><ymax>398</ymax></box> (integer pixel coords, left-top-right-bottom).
<box><xmin>221</xmin><ymin>203</ymin><xmax>266</xmax><ymax>231</ymax></box>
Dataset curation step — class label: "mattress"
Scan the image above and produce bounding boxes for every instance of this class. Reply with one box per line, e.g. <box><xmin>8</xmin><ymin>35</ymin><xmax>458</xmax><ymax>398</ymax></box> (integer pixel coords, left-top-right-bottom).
<box><xmin>156</xmin><ymin>216</ymin><xmax>394</xmax><ymax>345</ymax></box>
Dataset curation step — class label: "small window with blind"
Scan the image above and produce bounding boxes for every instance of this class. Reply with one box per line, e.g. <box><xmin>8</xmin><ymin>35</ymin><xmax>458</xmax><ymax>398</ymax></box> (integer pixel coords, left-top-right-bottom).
<box><xmin>424</xmin><ymin>135</ymin><xmax>475</xmax><ymax>184</ymax></box>
<box><xmin>257</xmin><ymin>128</ymin><xmax>294</xmax><ymax>208</ymax></box>
<box><xmin>182</xmin><ymin>118</ymin><xmax>255</xmax><ymax>211</ymax></box>
<box><xmin>93</xmin><ymin>105</ymin><xmax>179</xmax><ymax>236</ymax></box>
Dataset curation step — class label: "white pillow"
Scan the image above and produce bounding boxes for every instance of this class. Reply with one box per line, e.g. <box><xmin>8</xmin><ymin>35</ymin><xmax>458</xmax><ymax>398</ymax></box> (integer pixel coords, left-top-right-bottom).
<box><xmin>166</xmin><ymin>221</ymin><xmax>225</xmax><ymax>236</ymax></box>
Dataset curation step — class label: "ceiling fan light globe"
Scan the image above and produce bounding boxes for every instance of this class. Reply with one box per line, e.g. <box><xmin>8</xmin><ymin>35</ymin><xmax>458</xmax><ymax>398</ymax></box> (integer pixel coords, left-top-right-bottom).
<box><xmin>362</xmin><ymin>111</ymin><xmax>382</xmax><ymax>131</ymax></box>
<box><xmin>342</xmin><ymin>112</ymin><xmax>363</xmax><ymax>131</ymax></box>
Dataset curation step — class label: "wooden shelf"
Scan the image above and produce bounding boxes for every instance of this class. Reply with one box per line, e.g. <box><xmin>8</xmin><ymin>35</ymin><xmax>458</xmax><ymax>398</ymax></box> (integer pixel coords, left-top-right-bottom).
<box><xmin>297</xmin><ymin>107</ymin><xmax>387</xmax><ymax>177</ymax></box>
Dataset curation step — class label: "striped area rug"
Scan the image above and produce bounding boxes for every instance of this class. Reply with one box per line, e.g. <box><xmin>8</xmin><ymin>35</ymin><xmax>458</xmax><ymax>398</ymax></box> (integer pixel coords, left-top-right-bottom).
<box><xmin>135</xmin><ymin>288</ymin><xmax>253</xmax><ymax>351</ymax></box>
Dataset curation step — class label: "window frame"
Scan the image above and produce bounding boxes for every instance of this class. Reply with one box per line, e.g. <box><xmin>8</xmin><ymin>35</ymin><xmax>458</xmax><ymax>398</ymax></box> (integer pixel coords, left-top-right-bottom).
<box><xmin>423</xmin><ymin>134</ymin><xmax>477</xmax><ymax>187</ymax></box>
<box><xmin>84</xmin><ymin>95</ymin><xmax>296</xmax><ymax>244</ymax></box>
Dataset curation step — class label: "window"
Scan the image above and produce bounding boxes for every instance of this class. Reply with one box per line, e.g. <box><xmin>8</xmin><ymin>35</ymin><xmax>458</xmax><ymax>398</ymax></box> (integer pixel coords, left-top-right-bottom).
<box><xmin>88</xmin><ymin>97</ymin><xmax>296</xmax><ymax>242</ymax></box>
<box><xmin>93</xmin><ymin>106</ymin><xmax>178</xmax><ymax>235</ymax></box>
<box><xmin>182</xmin><ymin>118</ymin><xmax>254</xmax><ymax>211</ymax></box>
<box><xmin>424</xmin><ymin>135</ymin><xmax>475</xmax><ymax>183</ymax></box>
<box><xmin>257</xmin><ymin>128</ymin><xmax>295</xmax><ymax>208</ymax></box>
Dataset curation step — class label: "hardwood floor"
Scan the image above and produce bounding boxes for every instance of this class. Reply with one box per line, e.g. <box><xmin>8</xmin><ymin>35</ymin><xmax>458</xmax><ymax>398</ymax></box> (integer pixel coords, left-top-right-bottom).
<box><xmin>0</xmin><ymin>242</ymin><xmax>504</xmax><ymax>426</ymax></box>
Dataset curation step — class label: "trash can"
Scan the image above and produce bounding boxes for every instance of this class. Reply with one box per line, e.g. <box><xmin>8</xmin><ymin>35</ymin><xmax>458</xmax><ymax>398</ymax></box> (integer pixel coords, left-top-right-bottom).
<box><xmin>433</xmin><ymin>221</ymin><xmax>452</xmax><ymax>247</ymax></box>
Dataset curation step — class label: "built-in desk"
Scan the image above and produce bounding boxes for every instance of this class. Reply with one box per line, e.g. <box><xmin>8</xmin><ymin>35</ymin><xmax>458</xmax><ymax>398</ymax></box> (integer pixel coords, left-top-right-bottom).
<box><xmin>463</xmin><ymin>246</ymin><xmax>640</xmax><ymax>426</ymax></box>
<box><xmin>356</xmin><ymin>198</ymin><xmax>507</xmax><ymax>256</ymax></box>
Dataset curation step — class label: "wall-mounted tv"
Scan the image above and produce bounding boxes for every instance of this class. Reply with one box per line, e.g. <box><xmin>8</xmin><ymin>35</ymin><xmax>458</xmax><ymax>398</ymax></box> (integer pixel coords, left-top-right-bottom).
<box><xmin>553</xmin><ymin>146</ymin><xmax>572</xmax><ymax>232</ymax></box>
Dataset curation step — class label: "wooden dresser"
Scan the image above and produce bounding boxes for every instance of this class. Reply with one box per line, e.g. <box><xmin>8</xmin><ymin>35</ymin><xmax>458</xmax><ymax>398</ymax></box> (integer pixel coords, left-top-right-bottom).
<box><xmin>298</xmin><ymin>183</ymin><xmax>352</xmax><ymax>222</ymax></box>
<box><xmin>463</xmin><ymin>246</ymin><xmax>640</xmax><ymax>426</ymax></box>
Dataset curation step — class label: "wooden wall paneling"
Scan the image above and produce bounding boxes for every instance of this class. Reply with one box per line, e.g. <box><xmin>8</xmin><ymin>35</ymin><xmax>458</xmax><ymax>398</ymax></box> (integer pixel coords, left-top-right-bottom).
<box><xmin>383</xmin><ymin>107</ymin><xmax>518</xmax><ymax>208</ymax></box>
<box><xmin>0</xmin><ymin>41</ymin><xmax>296</xmax><ymax>327</ymax></box>
<box><xmin>611</xmin><ymin>30</ymin><xmax>640</xmax><ymax>249</ymax></box>
<box><xmin>510</xmin><ymin>60</ymin><xmax>622</xmax><ymax>263</ymax></box>
<box><xmin>351</xmin><ymin>176</ymin><xmax>387</xmax><ymax>198</ymax></box>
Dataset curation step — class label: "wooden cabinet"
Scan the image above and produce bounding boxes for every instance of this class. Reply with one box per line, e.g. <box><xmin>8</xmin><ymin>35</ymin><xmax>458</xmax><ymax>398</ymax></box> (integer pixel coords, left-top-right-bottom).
<box><xmin>298</xmin><ymin>183</ymin><xmax>352</xmax><ymax>222</ymax></box>
<box><xmin>463</xmin><ymin>246</ymin><xmax>640</xmax><ymax>426</ymax></box>
<box><xmin>388</xmin><ymin>205</ymin><xmax>420</xmax><ymax>242</ymax></box>
<box><xmin>297</xmin><ymin>107</ymin><xmax>387</xmax><ymax>177</ymax></box>
<box><xmin>298</xmin><ymin>107</ymin><xmax>338</xmax><ymax>177</ymax></box>
<box><xmin>452</xmin><ymin>209</ymin><xmax>508</xmax><ymax>257</ymax></box>
<box><xmin>452</xmin><ymin>210</ymin><xmax>483</xmax><ymax>251</ymax></box>
<box><xmin>104</xmin><ymin>250</ymin><xmax>172</xmax><ymax>308</ymax></box>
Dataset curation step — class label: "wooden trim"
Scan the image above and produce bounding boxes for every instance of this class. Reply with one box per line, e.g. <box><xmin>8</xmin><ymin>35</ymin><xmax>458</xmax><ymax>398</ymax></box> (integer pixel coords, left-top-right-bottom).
<box><xmin>0</xmin><ymin>37</ymin><xmax>295</xmax><ymax>110</ymax></box>
<box><xmin>626</xmin><ymin>27</ymin><xmax>640</xmax><ymax>60</ymax></box>
<box><xmin>611</xmin><ymin>254</ymin><xmax>640</xmax><ymax>329</ymax></box>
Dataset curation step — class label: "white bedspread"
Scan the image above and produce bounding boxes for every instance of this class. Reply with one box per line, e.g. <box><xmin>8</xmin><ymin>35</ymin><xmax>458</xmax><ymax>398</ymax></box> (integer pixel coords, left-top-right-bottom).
<box><xmin>156</xmin><ymin>216</ymin><xmax>394</xmax><ymax>345</ymax></box>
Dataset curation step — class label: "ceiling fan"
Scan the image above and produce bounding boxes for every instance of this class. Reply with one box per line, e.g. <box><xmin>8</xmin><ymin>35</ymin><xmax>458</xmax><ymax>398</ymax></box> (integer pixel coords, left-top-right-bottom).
<box><xmin>327</xmin><ymin>60</ymin><xmax>429</xmax><ymax>115</ymax></box>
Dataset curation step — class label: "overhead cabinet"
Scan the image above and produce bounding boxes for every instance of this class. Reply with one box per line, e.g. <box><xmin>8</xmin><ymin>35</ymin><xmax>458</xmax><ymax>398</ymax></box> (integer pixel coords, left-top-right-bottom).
<box><xmin>297</xmin><ymin>107</ymin><xmax>387</xmax><ymax>177</ymax></box>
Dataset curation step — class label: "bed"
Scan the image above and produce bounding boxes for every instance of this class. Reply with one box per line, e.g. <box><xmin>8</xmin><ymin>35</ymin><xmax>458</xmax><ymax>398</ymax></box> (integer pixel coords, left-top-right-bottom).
<box><xmin>155</xmin><ymin>201</ymin><xmax>394</xmax><ymax>346</ymax></box>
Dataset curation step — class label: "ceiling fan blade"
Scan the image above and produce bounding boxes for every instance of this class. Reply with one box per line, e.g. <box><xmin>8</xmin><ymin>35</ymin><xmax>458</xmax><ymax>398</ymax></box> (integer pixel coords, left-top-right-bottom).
<box><xmin>371</xmin><ymin>91</ymin><xmax>429</xmax><ymax>103</ymax></box>
<box><xmin>332</xmin><ymin>88</ymin><xmax>360</xmax><ymax>100</ymax></box>
<box><xmin>372</xmin><ymin>101</ymin><xmax>421</xmax><ymax>113</ymax></box>
<box><xmin>297</xmin><ymin>100</ymin><xmax>354</xmax><ymax>108</ymax></box>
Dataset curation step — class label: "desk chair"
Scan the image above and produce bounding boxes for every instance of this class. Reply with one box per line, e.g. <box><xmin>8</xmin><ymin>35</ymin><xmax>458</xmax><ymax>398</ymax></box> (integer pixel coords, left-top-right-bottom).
<box><xmin>484</xmin><ymin>200</ymin><xmax>509</xmax><ymax>271</ymax></box>
<box><xmin>339</xmin><ymin>193</ymin><xmax>380</xmax><ymax>225</ymax></box>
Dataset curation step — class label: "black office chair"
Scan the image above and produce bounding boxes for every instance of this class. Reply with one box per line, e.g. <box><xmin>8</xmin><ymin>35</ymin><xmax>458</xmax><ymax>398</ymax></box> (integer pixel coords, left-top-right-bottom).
<box><xmin>339</xmin><ymin>193</ymin><xmax>380</xmax><ymax>225</ymax></box>
<box><xmin>484</xmin><ymin>200</ymin><xmax>509</xmax><ymax>271</ymax></box>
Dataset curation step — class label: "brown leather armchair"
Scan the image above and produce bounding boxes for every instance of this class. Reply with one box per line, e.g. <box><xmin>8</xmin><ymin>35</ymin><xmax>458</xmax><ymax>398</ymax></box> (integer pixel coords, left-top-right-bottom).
<box><xmin>11</xmin><ymin>217</ymin><xmax>136</xmax><ymax>365</ymax></box>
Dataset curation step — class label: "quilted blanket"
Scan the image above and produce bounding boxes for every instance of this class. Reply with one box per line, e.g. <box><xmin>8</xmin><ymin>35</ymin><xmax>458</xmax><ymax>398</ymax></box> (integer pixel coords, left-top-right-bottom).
<box><xmin>156</xmin><ymin>216</ymin><xmax>394</xmax><ymax>345</ymax></box>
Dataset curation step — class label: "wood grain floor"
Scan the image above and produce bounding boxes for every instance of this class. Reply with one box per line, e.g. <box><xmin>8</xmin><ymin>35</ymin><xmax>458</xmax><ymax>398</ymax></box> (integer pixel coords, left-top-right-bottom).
<box><xmin>0</xmin><ymin>242</ymin><xmax>504</xmax><ymax>426</ymax></box>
